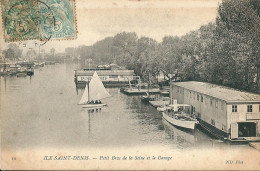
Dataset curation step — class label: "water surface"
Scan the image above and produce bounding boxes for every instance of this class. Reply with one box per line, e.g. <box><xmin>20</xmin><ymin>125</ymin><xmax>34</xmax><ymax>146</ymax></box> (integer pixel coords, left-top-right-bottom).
<box><xmin>0</xmin><ymin>64</ymin><xmax>251</xmax><ymax>152</ymax></box>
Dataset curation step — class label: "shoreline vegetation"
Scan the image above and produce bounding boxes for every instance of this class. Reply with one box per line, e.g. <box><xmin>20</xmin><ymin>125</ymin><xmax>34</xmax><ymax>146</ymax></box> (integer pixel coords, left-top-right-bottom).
<box><xmin>1</xmin><ymin>0</ymin><xmax>259</xmax><ymax>94</ymax></box>
<box><xmin>76</xmin><ymin>0</ymin><xmax>260</xmax><ymax>93</ymax></box>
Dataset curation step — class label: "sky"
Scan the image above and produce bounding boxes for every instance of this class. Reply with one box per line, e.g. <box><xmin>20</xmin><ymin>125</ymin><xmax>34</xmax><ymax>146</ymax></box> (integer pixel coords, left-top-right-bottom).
<box><xmin>0</xmin><ymin>0</ymin><xmax>222</xmax><ymax>54</ymax></box>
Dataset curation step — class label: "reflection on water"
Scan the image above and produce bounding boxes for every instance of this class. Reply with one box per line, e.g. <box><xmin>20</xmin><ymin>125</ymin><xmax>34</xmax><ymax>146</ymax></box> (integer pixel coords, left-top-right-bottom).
<box><xmin>0</xmin><ymin>64</ymin><xmax>251</xmax><ymax>151</ymax></box>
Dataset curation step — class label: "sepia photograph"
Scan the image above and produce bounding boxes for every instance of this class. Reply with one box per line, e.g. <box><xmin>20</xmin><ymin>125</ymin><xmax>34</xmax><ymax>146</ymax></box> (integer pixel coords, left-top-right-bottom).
<box><xmin>0</xmin><ymin>0</ymin><xmax>260</xmax><ymax>170</ymax></box>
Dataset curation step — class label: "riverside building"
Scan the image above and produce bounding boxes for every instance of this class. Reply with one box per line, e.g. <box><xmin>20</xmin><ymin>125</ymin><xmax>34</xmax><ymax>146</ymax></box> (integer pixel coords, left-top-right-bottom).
<box><xmin>170</xmin><ymin>81</ymin><xmax>260</xmax><ymax>141</ymax></box>
<box><xmin>74</xmin><ymin>68</ymin><xmax>135</xmax><ymax>87</ymax></box>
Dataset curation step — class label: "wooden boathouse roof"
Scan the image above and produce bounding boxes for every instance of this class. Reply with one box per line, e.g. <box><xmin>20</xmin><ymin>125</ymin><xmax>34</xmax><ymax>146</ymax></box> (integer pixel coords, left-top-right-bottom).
<box><xmin>172</xmin><ymin>81</ymin><xmax>260</xmax><ymax>103</ymax></box>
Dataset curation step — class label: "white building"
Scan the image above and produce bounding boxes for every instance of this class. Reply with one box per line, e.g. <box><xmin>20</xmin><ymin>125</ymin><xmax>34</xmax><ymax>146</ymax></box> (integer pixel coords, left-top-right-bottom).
<box><xmin>170</xmin><ymin>81</ymin><xmax>260</xmax><ymax>141</ymax></box>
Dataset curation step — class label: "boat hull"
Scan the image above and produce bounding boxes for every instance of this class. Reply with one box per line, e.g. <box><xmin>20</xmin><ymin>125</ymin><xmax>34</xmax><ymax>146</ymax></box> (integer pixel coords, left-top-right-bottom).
<box><xmin>81</xmin><ymin>103</ymin><xmax>107</xmax><ymax>108</ymax></box>
<box><xmin>16</xmin><ymin>73</ymin><xmax>27</xmax><ymax>77</ymax></box>
<box><xmin>157</xmin><ymin>107</ymin><xmax>166</xmax><ymax>112</ymax></box>
<box><xmin>162</xmin><ymin>112</ymin><xmax>197</xmax><ymax>130</ymax></box>
<box><xmin>141</xmin><ymin>96</ymin><xmax>155</xmax><ymax>103</ymax></box>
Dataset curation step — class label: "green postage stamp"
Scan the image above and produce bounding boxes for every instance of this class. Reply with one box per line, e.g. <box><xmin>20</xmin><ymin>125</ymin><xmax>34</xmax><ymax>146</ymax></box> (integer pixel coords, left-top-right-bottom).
<box><xmin>1</xmin><ymin>0</ymin><xmax>77</xmax><ymax>42</ymax></box>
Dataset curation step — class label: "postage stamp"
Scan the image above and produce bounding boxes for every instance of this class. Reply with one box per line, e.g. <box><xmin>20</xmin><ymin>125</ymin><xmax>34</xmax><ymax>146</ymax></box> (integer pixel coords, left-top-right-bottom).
<box><xmin>39</xmin><ymin>0</ymin><xmax>77</xmax><ymax>41</ymax></box>
<box><xmin>1</xmin><ymin>0</ymin><xmax>77</xmax><ymax>42</ymax></box>
<box><xmin>1</xmin><ymin>0</ymin><xmax>40</xmax><ymax>41</ymax></box>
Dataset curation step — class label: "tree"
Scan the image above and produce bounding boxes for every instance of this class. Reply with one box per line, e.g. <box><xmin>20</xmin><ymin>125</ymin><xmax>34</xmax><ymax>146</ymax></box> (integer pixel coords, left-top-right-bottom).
<box><xmin>4</xmin><ymin>43</ymin><xmax>22</xmax><ymax>60</ymax></box>
<box><xmin>112</xmin><ymin>32</ymin><xmax>138</xmax><ymax>67</ymax></box>
<box><xmin>50</xmin><ymin>48</ymin><xmax>55</xmax><ymax>57</ymax></box>
<box><xmin>160</xmin><ymin>36</ymin><xmax>182</xmax><ymax>80</ymax></box>
<box><xmin>26</xmin><ymin>49</ymin><xmax>37</xmax><ymax>59</ymax></box>
<box><xmin>213</xmin><ymin>0</ymin><xmax>260</xmax><ymax>91</ymax></box>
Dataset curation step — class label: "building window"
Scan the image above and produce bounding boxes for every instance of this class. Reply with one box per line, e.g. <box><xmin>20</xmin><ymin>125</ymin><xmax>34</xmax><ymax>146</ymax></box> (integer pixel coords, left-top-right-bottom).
<box><xmin>211</xmin><ymin>119</ymin><xmax>215</xmax><ymax>126</ymax></box>
<box><xmin>215</xmin><ymin>101</ymin><xmax>218</xmax><ymax>108</ymax></box>
<box><xmin>259</xmin><ymin>105</ymin><xmax>260</xmax><ymax>112</ymax></box>
<box><xmin>198</xmin><ymin>113</ymin><xmax>201</xmax><ymax>118</ymax></box>
<box><xmin>201</xmin><ymin>96</ymin><xmax>203</xmax><ymax>102</ymax></box>
<box><xmin>247</xmin><ymin>105</ymin><xmax>253</xmax><ymax>112</ymax></box>
<box><xmin>221</xmin><ymin>102</ymin><xmax>224</xmax><ymax>110</ymax></box>
<box><xmin>232</xmin><ymin>105</ymin><xmax>237</xmax><ymax>112</ymax></box>
<box><xmin>197</xmin><ymin>94</ymin><xmax>199</xmax><ymax>101</ymax></box>
<box><xmin>193</xmin><ymin>93</ymin><xmax>195</xmax><ymax>100</ymax></box>
<box><xmin>210</xmin><ymin>99</ymin><xmax>213</xmax><ymax>106</ymax></box>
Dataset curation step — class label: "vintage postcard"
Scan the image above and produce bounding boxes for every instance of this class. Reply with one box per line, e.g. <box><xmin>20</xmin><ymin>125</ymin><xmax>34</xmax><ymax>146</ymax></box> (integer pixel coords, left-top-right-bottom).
<box><xmin>0</xmin><ymin>0</ymin><xmax>260</xmax><ymax>170</ymax></box>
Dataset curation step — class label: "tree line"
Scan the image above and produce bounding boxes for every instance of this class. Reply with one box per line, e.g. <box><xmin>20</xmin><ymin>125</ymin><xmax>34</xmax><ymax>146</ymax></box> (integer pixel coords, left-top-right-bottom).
<box><xmin>78</xmin><ymin>0</ymin><xmax>259</xmax><ymax>93</ymax></box>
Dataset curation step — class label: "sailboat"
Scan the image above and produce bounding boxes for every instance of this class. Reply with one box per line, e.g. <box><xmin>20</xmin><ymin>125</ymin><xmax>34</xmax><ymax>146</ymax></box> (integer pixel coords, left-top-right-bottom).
<box><xmin>78</xmin><ymin>71</ymin><xmax>111</xmax><ymax>108</ymax></box>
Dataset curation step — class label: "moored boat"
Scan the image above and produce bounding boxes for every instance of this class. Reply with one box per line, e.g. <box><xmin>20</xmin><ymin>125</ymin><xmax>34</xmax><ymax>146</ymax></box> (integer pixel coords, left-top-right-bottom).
<box><xmin>122</xmin><ymin>88</ymin><xmax>160</xmax><ymax>94</ymax></box>
<box><xmin>27</xmin><ymin>68</ymin><xmax>34</xmax><ymax>76</ymax></box>
<box><xmin>160</xmin><ymin>90</ymin><xmax>170</xmax><ymax>96</ymax></box>
<box><xmin>162</xmin><ymin>103</ymin><xmax>198</xmax><ymax>130</ymax></box>
<box><xmin>157</xmin><ymin>105</ymin><xmax>171</xmax><ymax>112</ymax></box>
<box><xmin>141</xmin><ymin>92</ymin><xmax>156</xmax><ymax>102</ymax></box>
<box><xmin>16</xmin><ymin>73</ymin><xmax>27</xmax><ymax>77</ymax></box>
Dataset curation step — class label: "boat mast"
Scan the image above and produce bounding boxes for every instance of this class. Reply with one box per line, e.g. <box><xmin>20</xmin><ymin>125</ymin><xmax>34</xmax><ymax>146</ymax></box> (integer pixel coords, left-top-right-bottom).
<box><xmin>86</xmin><ymin>58</ymin><xmax>91</xmax><ymax>102</ymax></box>
<box><xmin>148</xmin><ymin>72</ymin><xmax>150</xmax><ymax>94</ymax></box>
<box><xmin>87</xmin><ymin>81</ymin><xmax>90</xmax><ymax>102</ymax></box>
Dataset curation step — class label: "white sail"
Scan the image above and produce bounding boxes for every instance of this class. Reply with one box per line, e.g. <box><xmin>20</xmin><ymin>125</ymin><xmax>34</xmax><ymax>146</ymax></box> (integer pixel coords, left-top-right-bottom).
<box><xmin>78</xmin><ymin>83</ymin><xmax>89</xmax><ymax>104</ymax></box>
<box><xmin>89</xmin><ymin>71</ymin><xmax>111</xmax><ymax>101</ymax></box>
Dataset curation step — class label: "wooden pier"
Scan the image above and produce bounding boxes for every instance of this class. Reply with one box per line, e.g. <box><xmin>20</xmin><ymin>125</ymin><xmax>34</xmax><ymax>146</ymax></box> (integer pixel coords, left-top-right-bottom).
<box><xmin>121</xmin><ymin>88</ymin><xmax>160</xmax><ymax>95</ymax></box>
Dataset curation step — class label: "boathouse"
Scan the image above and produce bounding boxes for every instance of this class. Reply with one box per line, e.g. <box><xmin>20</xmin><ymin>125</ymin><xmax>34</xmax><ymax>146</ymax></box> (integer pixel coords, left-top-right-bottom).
<box><xmin>74</xmin><ymin>68</ymin><xmax>135</xmax><ymax>86</ymax></box>
<box><xmin>170</xmin><ymin>81</ymin><xmax>260</xmax><ymax>141</ymax></box>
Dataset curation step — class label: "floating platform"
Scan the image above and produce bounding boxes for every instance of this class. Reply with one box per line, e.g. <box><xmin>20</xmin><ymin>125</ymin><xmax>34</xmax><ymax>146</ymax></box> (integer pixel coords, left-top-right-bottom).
<box><xmin>120</xmin><ymin>88</ymin><xmax>160</xmax><ymax>95</ymax></box>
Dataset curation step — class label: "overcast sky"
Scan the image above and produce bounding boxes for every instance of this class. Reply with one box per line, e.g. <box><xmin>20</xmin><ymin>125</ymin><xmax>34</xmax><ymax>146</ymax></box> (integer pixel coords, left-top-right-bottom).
<box><xmin>0</xmin><ymin>0</ymin><xmax>222</xmax><ymax>53</ymax></box>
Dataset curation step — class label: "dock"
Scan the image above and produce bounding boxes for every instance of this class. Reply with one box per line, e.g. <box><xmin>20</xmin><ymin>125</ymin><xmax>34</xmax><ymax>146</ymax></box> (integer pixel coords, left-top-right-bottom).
<box><xmin>121</xmin><ymin>88</ymin><xmax>160</xmax><ymax>95</ymax></box>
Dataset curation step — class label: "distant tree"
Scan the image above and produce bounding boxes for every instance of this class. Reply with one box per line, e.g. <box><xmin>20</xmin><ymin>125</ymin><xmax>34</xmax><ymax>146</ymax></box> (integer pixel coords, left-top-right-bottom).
<box><xmin>4</xmin><ymin>43</ymin><xmax>22</xmax><ymax>59</ymax></box>
<box><xmin>92</xmin><ymin>37</ymin><xmax>114</xmax><ymax>64</ymax></box>
<box><xmin>26</xmin><ymin>49</ymin><xmax>37</xmax><ymax>59</ymax></box>
<box><xmin>159</xmin><ymin>36</ymin><xmax>182</xmax><ymax>80</ymax></box>
<box><xmin>112</xmin><ymin>32</ymin><xmax>138</xmax><ymax>67</ymax></box>
<box><xmin>50</xmin><ymin>48</ymin><xmax>55</xmax><ymax>57</ymax></box>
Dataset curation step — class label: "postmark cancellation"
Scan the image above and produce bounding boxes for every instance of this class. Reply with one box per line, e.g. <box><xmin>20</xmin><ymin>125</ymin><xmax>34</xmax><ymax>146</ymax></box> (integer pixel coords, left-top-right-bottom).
<box><xmin>1</xmin><ymin>0</ymin><xmax>39</xmax><ymax>41</ymax></box>
<box><xmin>1</xmin><ymin>0</ymin><xmax>77</xmax><ymax>42</ymax></box>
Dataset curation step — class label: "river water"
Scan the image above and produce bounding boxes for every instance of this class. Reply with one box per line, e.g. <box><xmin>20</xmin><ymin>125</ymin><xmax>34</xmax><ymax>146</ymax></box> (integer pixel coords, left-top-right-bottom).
<box><xmin>0</xmin><ymin>64</ymin><xmax>252</xmax><ymax>152</ymax></box>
